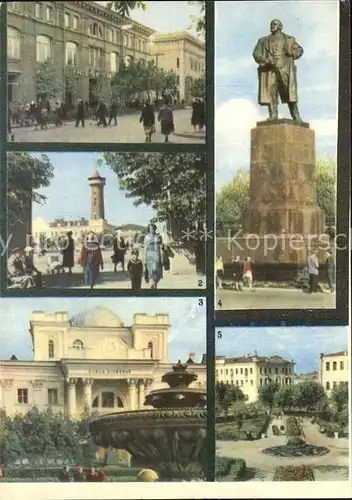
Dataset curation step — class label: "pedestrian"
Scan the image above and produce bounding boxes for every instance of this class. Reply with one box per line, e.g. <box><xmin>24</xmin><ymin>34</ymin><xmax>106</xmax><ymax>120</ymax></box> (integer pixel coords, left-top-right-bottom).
<box><xmin>74</xmin><ymin>465</ymin><xmax>85</xmax><ymax>482</ymax></box>
<box><xmin>158</xmin><ymin>101</ymin><xmax>174</xmax><ymax>143</ymax></box>
<box><xmin>62</xmin><ymin>231</ymin><xmax>75</xmax><ymax>274</ymax></box>
<box><xmin>96</xmin><ymin>467</ymin><xmax>107</xmax><ymax>482</ymax></box>
<box><xmin>112</xmin><ymin>231</ymin><xmax>127</xmax><ymax>272</ymax></box>
<box><xmin>97</xmin><ymin>99</ymin><xmax>108</xmax><ymax>127</ymax></box>
<box><xmin>198</xmin><ymin>98</ymin><xmax>206</xmax><ymax>131</ymax></box>
<box><xmin>243</xmin><ymin>257</ymin><xmax>253</xmax><ymax>290</ymax></box>
<box><xmin>216</xmin><ymin>255</ymin><xmax>224</xmax><ymax>289</ymax></box>
<box><xmin>307</xmin><ymin>249</ymin><xmax>319</xmax><ymax>293</ymax></box>
<box><xmin>127</xmin><ymin>249</ymin><xmax>143</xmax><ymax>290</ymax></box>
<box><xmin>233</xmin><ymin>256</ymin><xmax>243</xmax><ymax>291</ymax></box>
<box><xmin>325</xmin><ymin>249</ymin><xmax>335</xmax><ymax>293</ymax></box>
<box><xmin>139</xmin><ymin>100</ymin><xmax>155</xmax><ymax>142</ymax></box>
<box><xmin>79</xmin><ymin>233</ymin><xmax>104</xmax><ymax>289</ymax></box>
<box><xmin>144</xmin><ymin>223</ymin><xmax>163</xmax><ymax>289</ymax></box>
<box><xmin>191</xmin><ymin>98</ymin><xmax>198</xmax><ymax>131</ymax></box>
<box><xmin>75</xmin><ymin>98</ymin><xmax>85</xmax><ymax>127</ymax></box>
<box><xmin>58</xmin><ymin>465</ymin><xmax>71</xmax><ymax>482</ymax></box>
<box><xmin>108</xmin><ymin>99</ymin><xmax>118</xmax><ymax>126</ymax></box>
<box><xmin>86</xmin><ymin>467</ymin><xmax>99</xmax><ymax>482</ymax></box>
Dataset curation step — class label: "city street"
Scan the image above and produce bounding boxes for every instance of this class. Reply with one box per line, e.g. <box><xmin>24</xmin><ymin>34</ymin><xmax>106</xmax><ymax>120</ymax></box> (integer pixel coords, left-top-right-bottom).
<box><xmin>216</xmin><ymin>287</ymin><xmax>336</xmax><ymax>310</ymax></box>
<box><xmin>10</xmin><ymin>108</ymin><xmax>205</xmax><ymax>144</ymax></box>
<box><xmin>31</xmin><ymin>250</ymin><xmax>206</xmax><ymax>290</ymax></box>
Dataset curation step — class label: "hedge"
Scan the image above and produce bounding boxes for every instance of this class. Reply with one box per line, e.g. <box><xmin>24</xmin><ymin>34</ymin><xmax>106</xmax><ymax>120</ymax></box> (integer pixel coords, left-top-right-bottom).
<box><xmin>216</xmin><ymin>415</ymin><xmax>270</xmax><ymax>441</ymax></box>
<box><xmin>286</xmin><ymin>417</ymin><xmax>303</xmax><ymax>437</ymax></box>
<box><xmin>315</xmin><ymin>418</ymin><xmax>343</xmax><ymax>437</ymax></box>
<box><xmin>216</xmin><ymin>457</ymin><xmax>246</xmax><ymax>481</ymax></box>
<box><xmin>273</xmin><ymin>465</ymin><xmax>315</xmax><ymax>481</ymax></box>
<box><xmin>3</xmin><ymin>466</ymin><xmax>141</xmax><ymax>479</ymax></box>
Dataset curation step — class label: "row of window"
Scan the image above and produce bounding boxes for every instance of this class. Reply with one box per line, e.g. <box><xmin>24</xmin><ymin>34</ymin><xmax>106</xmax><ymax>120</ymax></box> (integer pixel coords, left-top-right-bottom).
<box><xmin>216</xmin><ymin>366</ymin><xmax>292</xmax><ymax>377</ymax></box>
<box><xmin>325</xmin><ymin>381</ymin><xmax>345</xmax><ymax>390</ymax></box>
<box><xmin>16</xmin><ymin>389</ymin><xmax>125</xmax><ymax>408</ymax></box>
<box><xmin>189</xmin><ymin>57</ymin><xmax>204</xmax><ymax>73</ymax></box>
<box><xmin>8</xmin><ymin>30</ymin><xmax>134</xmax><ymax>72</ymax></box>
<box><xmin>9</xmin><ymin>4</ymin><xmax>147</xmax><ymax>52</ymax></box>
<box><xmin>17</xmin><ymin>388</ymin><xmax>58</xmax><ymax>405</ymax></box>
<box><xmin>325</xmin><ymin>361</ymin><xmax>345</xmax><ymax>371</ymax></box>
<box><xmin>224</xmin><ymin>377</ymin><xmax>292</xmax><ymax>387</ymax></box>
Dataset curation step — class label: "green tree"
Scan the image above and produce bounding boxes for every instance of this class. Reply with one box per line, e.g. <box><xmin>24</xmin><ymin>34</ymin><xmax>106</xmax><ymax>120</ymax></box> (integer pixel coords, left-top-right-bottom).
<box><xmin>98</xmin><ymin>153</ymin><xmax>206</xmax><ymax>230</ymax></box>
<box><xmin>188</xmin><ymin>1</ymin><xmax>206</xmax><ymax>35</ymax></box>
<box><xmin>258</xmin><ymin>382</ymin><xmax>280</xmax><ymax>413</ymax></box>
<box><xmin>216</xmin><ymin>169</ymin><xmax>250</xmax><ymax>236</ymax></box>
<box><xmin>231</xmin><ymin>401</ymin><xmax>248</xmax><ymax>429</ymax></box>
<box><xmin>186</xmin><ymin>73</ymin><xmax>205</xmax><ymax>99</ymax></box>
<box><xmin>7</xmin><ymin>152</ymin><xmax>54</xmax><ymax>231</ymax></box>
<box><xmin>315</xmin><ymin>157</ymin><xmax>336</xmax><ymax>227</ymax></box>
<box><xmin>215</xmin><ymin>382</ymin><xmax>246</xmax><ymax>420</ymax></box>
<box><xmin>293</xmin><ymin>380</ymin><xmax>327</xmax><ymax>415</ymax></box>
<box><xmin>36</xmin><ymin>58</ymin><xmax>63</xmax><ymax>101</ymax></box>
<box><xmin>108</xmin><ymin>1</ymin><xmax>147</xmax><ymax>17</ymax></box>
<box><xmin>216</xmin><ymin>157</ymin><xmax>336</xmax><ymax>236</ymax></box>
<box><xmin>330</xmin><ymin>382</ymin><xmax>348</xmax><ymax>414</ymax></box>
<box><xmin>274</xmin><ymin>386</ymin><xmax>295</xmax><ymax>412</ymax></box>
<box><xmin>64</xmin><ymin>67</ymin><xmax>81</xmax><ymax>106</ymax></box>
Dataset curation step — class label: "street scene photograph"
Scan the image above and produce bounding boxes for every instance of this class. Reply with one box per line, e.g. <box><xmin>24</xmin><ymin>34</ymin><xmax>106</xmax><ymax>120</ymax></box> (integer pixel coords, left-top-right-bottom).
<box><xmin>215</xmin><ymin>1</ymin><xmax>339</xmax><ymax>310</ymax></box>
<box><xmin>215</xmin><ymin>326</ymin><xmax>350</xmax><ymax>483</ymax></box>
<box><xmin>6</xmin><ymin>151</ymin><xmax>207</xmax><ymax>290</ymax></box>
<box><xmin>0</xmin><ymin>296</ymin><xmax>207</xmax><ymax>482</ymax></box>
<box><xmin>7</xmin><ymin>1</ymin><xmax>206</xmax><ymax>143</ymax></box>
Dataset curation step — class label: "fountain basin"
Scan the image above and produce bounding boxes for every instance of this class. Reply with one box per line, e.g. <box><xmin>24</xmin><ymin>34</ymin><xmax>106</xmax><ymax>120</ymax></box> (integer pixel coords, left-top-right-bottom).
<box><xmin>89</xmin><ymin>408</ymin><xmax>207</xmax><ymax>480</ymax></box>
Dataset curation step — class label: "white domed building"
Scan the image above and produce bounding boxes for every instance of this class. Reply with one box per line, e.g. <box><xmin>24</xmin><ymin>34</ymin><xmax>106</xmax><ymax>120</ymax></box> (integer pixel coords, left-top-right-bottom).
<box><xmin>0</xmin><ymin>306</ymin><xmax>206</xmax><ymax>419</ymax></box>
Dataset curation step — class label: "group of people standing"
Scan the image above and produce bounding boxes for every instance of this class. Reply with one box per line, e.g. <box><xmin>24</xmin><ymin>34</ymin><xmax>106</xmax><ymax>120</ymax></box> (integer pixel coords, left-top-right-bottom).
<box><xmin>216</xmin><ymin>250</ymin><xmax>336</xmax><ymax>293</ymax></box>
<box><xmin>75</xmin><ymin>99</ymin><xmax>118</xmax><ymax>128</ymax></box>
<box><xmin>59</xmin><ymin>224</ymin><xmax>173</xmax><ymax>290</ymax></box>
<box><xmin>59</xmin><ymin>465</ymin><xmax>106</xmax><ymax>482</ymax></box>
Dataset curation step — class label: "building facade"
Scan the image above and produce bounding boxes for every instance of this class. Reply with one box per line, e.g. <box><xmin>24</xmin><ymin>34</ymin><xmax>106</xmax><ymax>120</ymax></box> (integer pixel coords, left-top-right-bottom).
<box><xmin>319</xmin><ymin>350</ymin><xmax>349</xmax><ymax>394</ymax></box>
<box><xmin>7</xmin><ymin>2</ymin><xmax>205</xmax><ymax>105</ymax></box>
<box><xmin>7</xmin><ymin>1</ymin><xmax>154</xmax><ymax>104</ymax></box>
<box><xmin>0</xmin><ymin>306</ymin><xmax>206</xmax><ymax>419</ymax></box>
<box><xmin>215</xmin><ymin>354</ymin><xmax>295</xmax><ymax>403</ymax></box>
<box><xmin>151</xmin><ymin>32</ymin><xmax>205</xmax><ymax>102</ymax></box>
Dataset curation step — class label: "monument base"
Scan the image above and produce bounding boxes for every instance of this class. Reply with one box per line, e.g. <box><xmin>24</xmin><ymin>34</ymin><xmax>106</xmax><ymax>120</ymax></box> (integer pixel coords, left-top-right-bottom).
<box><xmin>216</xmin><ymin>234</ymin><xmax>331</xmax><ymax>282</ymax></box>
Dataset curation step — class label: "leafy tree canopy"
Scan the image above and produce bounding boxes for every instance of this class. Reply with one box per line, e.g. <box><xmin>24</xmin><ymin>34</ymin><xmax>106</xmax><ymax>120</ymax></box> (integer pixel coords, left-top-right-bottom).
<box><xmin>215</xmin><ymin>382</ymin><xmax>246</xmax><ymax>419</ymax></box>
<box><xmin>258</xmin><ymin>381</ymin><xmax>280</xmax><ymax>411</ymax></box>
<box><xmin>7</xmin><ymin>152</ymin><xmax>54</xmax><ymax>230</ymax></box>
<box><xmin>98</xmin><ymin>153</ymin><xmax>206</xmax><ymax>231</ymax></box>
<box><xmin>36</xmin><ymin>59</ymin><xmax>63</xmax><ymax>101</ymax></box>
<box><xmin>292</xmin><ymin>380</ymin><xmax>326</xmax><ymax>414</ymax></box>
<box><xmin>330</xmin><ymin>382</ymin><xmax>348</xmax><ymax>414</ymax></box>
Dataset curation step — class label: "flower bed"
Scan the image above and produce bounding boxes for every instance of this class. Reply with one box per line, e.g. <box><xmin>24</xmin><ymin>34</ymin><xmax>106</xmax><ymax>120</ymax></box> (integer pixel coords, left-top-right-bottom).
<box><xmin>216</xmin><ymin>457</ymin><xmax>246</xmax><ymax>481</ymax></box>
<box><xmin>216</xmin><ymin>415</ymin><xmax>269</xmax><ymax>441</ymax></box>
<box><xmin>262</xmin><ymin>444</ymin><xmax>329</xmax><ymax>457</ymax></box>
<box><xmin>273</xmin><ymin>465</ymin><xmax>315</xmax><ymax>481</ymax></box>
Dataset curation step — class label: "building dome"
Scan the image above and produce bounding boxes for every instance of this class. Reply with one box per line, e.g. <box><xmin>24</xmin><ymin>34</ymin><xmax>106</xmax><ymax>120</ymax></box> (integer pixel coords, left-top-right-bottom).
<box><xmin>70</xmin><ymin>306</ymin><xmax>124</xmax><ymax>328</ymax></box>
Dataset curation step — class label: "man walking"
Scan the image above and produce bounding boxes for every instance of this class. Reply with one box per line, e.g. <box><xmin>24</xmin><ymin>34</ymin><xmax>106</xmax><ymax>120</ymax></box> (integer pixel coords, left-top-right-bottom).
<box><xmin>108</xmin><ymin>99</ymin><xmax>118</xmax><ymax>126</ymax></box>
<box><xmin>325</xmin><ymin>249</ymin><xmax>335</xmax><ymax>293</ymax></box>
<box><xmin>75</xmin><ymin>99</ymin><xmax>85</xmax><ymax>128</ymax></box>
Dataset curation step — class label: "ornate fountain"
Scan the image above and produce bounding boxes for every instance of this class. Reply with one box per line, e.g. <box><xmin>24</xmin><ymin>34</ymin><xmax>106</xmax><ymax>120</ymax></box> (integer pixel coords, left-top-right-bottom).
<box><xmin>89</xmin><ymin>362</ymin><xmax>207</xmax><ymax>481</ymax></box>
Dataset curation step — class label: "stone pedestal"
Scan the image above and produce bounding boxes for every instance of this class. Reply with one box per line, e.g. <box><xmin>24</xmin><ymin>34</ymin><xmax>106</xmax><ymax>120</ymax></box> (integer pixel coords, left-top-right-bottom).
<box><xmin>242</xmin><ymin>120</ymin><xmax>326</xmax><ymax>270</ymax></box>
<box><xmin>245</xmin><ymin>120</ymin><xmax>325</xmax><ymax>237</ymax></box>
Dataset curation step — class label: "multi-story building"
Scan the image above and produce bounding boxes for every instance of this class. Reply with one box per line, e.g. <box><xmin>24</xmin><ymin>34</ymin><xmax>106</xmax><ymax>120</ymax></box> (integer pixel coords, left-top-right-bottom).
<box><xmin>319</xmin><ymin>350</ymin><xmax>349</xmax><ymax>394</ymax></box>
<box><xmin>7</xmin><ymin>2</ymin><xmax>205</xmax><ymax>105</ymax></box>
<box><xmin>0</xmin><ymin>306</ymin><xmax>206</xmax><ymax>419</ymax></box>
<box><xmin>150</xmin><ymin>31</ymin><xmax>205</xmax><ymax>102</ymax></box>
<box><xmin>215</xmin><ymin>353</ymin><xmax>295</xmax><ymax>403</ymax></box>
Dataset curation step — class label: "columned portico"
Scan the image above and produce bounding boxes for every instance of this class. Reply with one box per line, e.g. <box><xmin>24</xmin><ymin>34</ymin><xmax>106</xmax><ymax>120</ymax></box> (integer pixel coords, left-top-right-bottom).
<box><xmin>83</xmin><ymin>378</ymin><xmax>93</xmax><ymax>413</ymax></box>
<box><xmin>67</xmin><ymin>378</ymin><xmax>77</xmax><ymax>419</ymax></box>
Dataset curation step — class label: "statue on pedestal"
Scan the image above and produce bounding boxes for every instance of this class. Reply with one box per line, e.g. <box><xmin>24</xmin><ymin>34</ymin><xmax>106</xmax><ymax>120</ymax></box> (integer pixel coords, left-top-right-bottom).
<box><xmin>253</xmin><ymin>19</ymin><xmax>303</xmax><ymax>121</ymax></box>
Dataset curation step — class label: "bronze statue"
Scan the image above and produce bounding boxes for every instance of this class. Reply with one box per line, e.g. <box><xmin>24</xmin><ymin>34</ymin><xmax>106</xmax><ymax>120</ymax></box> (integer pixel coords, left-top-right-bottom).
<box><xmin>253</xmin><ymin>19</ymin><xmax>303</xmax><ymax>121</ymax></box>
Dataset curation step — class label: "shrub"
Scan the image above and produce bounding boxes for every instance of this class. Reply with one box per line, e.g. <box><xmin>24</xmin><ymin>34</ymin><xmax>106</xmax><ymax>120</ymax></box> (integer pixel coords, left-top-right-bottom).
<box><xmin>272</xmin><ymin>425</ymin><xmax>280</xmax><ymax>436</ymax></box>
<box><xmin>273</xmin><ymin>465</ymin><xmax>314</xmax><ymax>481</ymax></box>
<box><xmin>316</xmin><ymin>418</ymin><xmax>341</xmax><ymax>437</ymax></box>
<box><xmin>287</xmin><ymin>437</ymin><xmax>306</xmax><ymax>446</ymax></box>
<box><xmin>216</xmin><ymin>458</ymin><xmax>246</xmax><ymax>481</ymax></box>
<box><xmin>286</xmin><ymin>417</ymin><xmax>302</xmax><ymax>437</ymax></box>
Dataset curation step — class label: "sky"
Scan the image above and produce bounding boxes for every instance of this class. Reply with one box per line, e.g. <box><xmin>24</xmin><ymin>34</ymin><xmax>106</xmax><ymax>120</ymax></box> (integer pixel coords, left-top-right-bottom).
<box><xmin>216</xmin><ymin>326</ymin><xmax>349</xmax><ymax>374</ymax></box>
<box><xmin>0</xmin><ymin>297</ymin><xmax>206</xmax><ymax>363</ymax></box>
<box><xmin>215</xmin><ymin>0</ymin><xmax>339</xmax><ymax>188</ymax></box>
<box><xmin>31</xmin><ymin>153</ymin><xmax>157</xmax><ymax>227</ymax></box>
<box><xmin>96</xmin><ymin>1</ymin><xmax>202</xmax><ymax>36</ymax></box>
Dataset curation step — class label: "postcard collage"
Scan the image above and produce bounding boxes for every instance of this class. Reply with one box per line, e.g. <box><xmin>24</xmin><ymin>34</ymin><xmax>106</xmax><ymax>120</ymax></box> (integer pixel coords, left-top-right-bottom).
<box><xmin>0</xmin><ymin>1</ymin><xmax>350</xmax><ymax>499</ymax></box>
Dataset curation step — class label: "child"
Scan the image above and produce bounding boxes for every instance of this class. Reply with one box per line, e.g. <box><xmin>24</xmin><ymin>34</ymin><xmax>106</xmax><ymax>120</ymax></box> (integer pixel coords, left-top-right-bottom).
<box><xmin>127</xmin><ymin>249</ymin><xmax>143</xmax><ymax>290</ymax></box>
<box><xmin>216</xmin><ymin>255</ymin><xmax>224</xmax><ymax>289</ymax></box>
